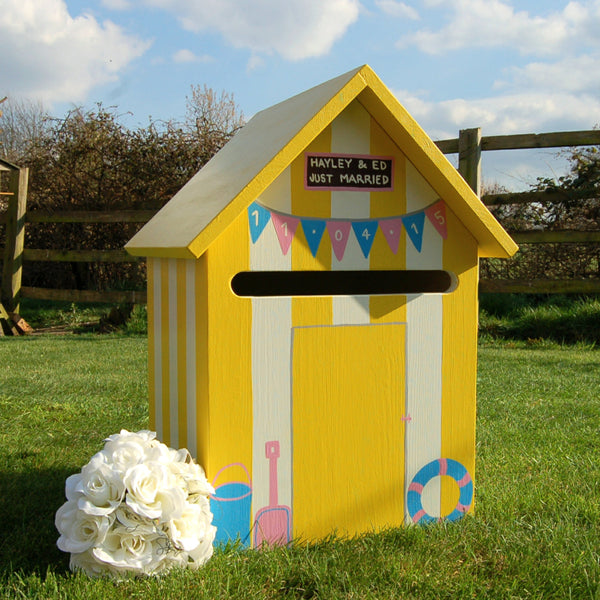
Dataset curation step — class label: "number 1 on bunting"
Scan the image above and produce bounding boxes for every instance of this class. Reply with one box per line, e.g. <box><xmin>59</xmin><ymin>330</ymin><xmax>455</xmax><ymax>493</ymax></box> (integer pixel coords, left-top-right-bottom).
<box><xmin>271</xmin><ymin>213</ymin><xmax>299</xmax><ymax>255</ymax></box>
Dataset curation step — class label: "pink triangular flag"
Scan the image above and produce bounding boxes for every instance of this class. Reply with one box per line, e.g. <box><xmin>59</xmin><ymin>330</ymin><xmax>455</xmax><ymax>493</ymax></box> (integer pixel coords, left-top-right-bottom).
<box><xmin>271</xmin><ymin>213</ymin><xmax>299</xmax><ymax>255</ymax></box>
<box><xmin>326</xmin><ymin>221</ymin><xmax>352</xmax><ymax>261</ymax></box>
<box><xmin>425</xmin><ymin>200</ymin><xmax>448</xmax><ymax>239</ymax></box>
<box><xmin>379</xmin><ymin>218</ymin><xmax>403</xmax><ymax>254</ymax></box>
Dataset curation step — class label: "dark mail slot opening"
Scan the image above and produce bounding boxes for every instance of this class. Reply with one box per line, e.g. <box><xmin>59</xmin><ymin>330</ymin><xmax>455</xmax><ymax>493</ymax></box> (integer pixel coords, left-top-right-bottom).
<box><xmin>231</xmin><ymin>270</ymin><xmax>456</xmax><ymax>297</ymax></box>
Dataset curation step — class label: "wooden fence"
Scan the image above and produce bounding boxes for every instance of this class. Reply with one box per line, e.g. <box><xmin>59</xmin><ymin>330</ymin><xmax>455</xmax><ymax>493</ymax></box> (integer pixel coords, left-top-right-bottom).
<box><xmin>1</xmin><ymin>127</ymin><xmax>600</xmax><ymax>311</ymax></box>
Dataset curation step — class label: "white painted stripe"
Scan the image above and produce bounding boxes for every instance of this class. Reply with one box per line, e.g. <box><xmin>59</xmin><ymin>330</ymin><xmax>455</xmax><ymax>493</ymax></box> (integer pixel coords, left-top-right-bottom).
<box><xmin>404</xmin><ymin>162</ymin><xmax>443</xmax><ymax>523</ymax></box>
<box><xmin>251</xmin><ymin>170</ymin><xmax>293</xmax><ymax>534</ymax></box>
<box><xmin>185</xmin><ymin>260</ymin><xmax>197</xmax><ymax>458</ymax></box>
<box><xmin>168</xmin><ymin>258</ymin><xmax>179</xmax><ymax>447</ymax></box>
<box><xmin>152</xmin><ymin>258</ymin><xmax>163</xmax><ymax>439</ymax></box>
<box><xmin>331</xmin><ymin>102</ymin><xmax>371</xmax><ymax>325</ymax></box>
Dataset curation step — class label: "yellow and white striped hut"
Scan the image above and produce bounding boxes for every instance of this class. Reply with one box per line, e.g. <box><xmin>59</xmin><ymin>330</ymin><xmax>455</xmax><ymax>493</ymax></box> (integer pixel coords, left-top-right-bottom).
<box><xmin>126</xmin><ymin>65</ymin><xmax>517</xmax><ymax>546</ymax></box>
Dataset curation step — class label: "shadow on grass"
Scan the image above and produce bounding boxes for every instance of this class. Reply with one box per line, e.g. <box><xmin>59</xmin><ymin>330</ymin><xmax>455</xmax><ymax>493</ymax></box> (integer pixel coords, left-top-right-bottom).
<box><xmin>0</xmin><ymin>466</ymin><xmax>73</xmax><ymax>576</ymax></box>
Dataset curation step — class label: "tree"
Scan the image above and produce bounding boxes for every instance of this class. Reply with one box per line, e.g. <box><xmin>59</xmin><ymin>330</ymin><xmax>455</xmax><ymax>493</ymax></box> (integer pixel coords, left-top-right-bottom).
<box><xmin>481</xmin><ymin>144</ymin><xmax>600</xmax><ymax>283</ymax></box>
<box><xmin>0</xmin><ymin>96</ymin><xmax>49</xmax><ymax>164</ymax></box>
<box><xmin>4</xmin><ymin>88</ymin><xmax>245</xmax><ymax>292</ymax></box>
<box><xmin>184</xmin><ymin>85</ymin><xmax>245</xmax><ymax>164</ymax></box>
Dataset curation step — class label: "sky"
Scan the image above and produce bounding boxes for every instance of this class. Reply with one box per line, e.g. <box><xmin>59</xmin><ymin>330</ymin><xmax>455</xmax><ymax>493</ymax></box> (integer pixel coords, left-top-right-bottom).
<box><xmin>2</xmin><ymin>0</ymin><xmax>600</xmax><ymax>190</ymax></box>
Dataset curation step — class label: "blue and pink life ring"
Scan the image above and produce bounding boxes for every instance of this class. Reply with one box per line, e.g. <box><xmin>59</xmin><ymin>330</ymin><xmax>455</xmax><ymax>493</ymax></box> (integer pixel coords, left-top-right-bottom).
<box><xmin>407</xmin><ymin>458</ymin><xmax>473</xmax><ymax>525</ymax></box>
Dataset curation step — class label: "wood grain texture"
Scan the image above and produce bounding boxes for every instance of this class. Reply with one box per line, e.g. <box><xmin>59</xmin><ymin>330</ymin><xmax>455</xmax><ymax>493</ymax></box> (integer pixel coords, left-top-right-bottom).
<box><xmin>20</xmin><ymin>287</ymin><xmax>147</xmax><ymax>303</ymax></box>
<box><xmin>442</xmin><ymin>208</ymin><xmax>479</xmax><ymax>517</ymax></box>
<box><xmin>147</xmin><ymin>258</ymin><xmax>157</xmax><ymax>432</ymax></box>
<box><xmin>292</xmin><ymin>323</ymin><xmax>406</xmax><ymax>540</ymax></box>
<box><xmin>1</xmin><ymin>167</ymin><xmax>28</xmax><ymax>312</ymax></box>
<box><xmin>404</xmin><ymin>161</ymin><xmax>443</xmax><ymax>523</ymax></box>
<box><xmin>251</xmin><ymin>168</ymin><xmax>293</xmax><ymax>529</ymax></box>
<box><xmin>479</xmin><ymin>278</ymin><xmax>600</xmax><ymax>294</ymax></box>
<box><xmin>176</xmin><ymin>259</ymin><xmax>188</xmax><ymax>449</ymax></box>
<box><xmin>291</xmin><ymin>128</ymin><xmax>333</xmax><ymax>329</ymax></box>
<box><xmin>206</xmin><ymin>213</ymin><xmax>253</xmax><ymax>484</ymax></box>
<box><xmin>331</xmin><ymin>101</ymin><xmax>370</xmax><ymax>325</ymax></box>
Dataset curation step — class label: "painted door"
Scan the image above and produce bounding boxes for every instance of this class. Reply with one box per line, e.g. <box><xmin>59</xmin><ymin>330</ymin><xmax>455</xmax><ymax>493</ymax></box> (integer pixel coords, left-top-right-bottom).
<box><xmin>291</xmin><ymin>322</ymin><xmax>407</xmax><ymax>540</ymax></box>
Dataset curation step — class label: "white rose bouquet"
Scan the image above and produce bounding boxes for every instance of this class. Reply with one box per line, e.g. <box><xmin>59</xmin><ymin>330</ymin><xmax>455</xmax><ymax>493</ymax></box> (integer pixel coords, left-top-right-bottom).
<box><xmin>55</xmin><ymin>430</ymin><xmax>216</xmax><ymax>578</ymax></box>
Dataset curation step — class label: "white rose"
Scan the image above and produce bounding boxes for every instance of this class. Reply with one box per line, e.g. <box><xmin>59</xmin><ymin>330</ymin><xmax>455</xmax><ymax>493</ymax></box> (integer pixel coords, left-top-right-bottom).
<box><xmin>145</xmin><ymin>442</ymin><xmax>184</xmax><ymax>465</ymax></box>
<box><xmin>55</xmin><ymin>500</ymin><xmax>113</xmax><ymax>553</ymax></box>
<box><xmin>69</xmin><ymin>549</ymin><xmax>121</xmax><ymax>578</ymax></box>
<box><xmin>167</xmin><ymin>502</ymin><xmax>206</xmax><ymax>552</ymax></box>
<box><xmin>104</xmin><ymin>429</ymin><xmax>157</xmax><ymax>447</ymax></box>
<box><xmin>187</xmin><ymin>525</ymin><xmax>216</xmax><ymax>568</ymax></box>
<box><xmin>146</xmin><ymin>549</ymin><xmax>187</xmax><ymax>576</ymax></box>
<box><xmin>92</xmin><ymin>524</ymin><xmax>161</xmax><ymax>573</ymax></box>
<box><xmin>123</xmin><ymin>462</ymin><xmax>185</xmax><ymax>521</ymax></box>
<box><xmin>183</xmin><ymin>462</ymin><xmax>215</xmax><ymax>496</ymax></box>
<box><xmin>65</xmin><ymin>473</ymin><xmax>83</xmax><ymax>501</ymax></box>
<box><xmin>102</xmin><ymin>439</ymin><xmax>147</xmax><ymax>474</ymax></box>
<box><xmin>75</xmin><ymin>453</ymin><xmax>125</xmax><ymax>516</ymax></box>
<box><xmin>114</xmin><ymin>506</ymin><xmax>158</xmax><ymax>535</ymax></box>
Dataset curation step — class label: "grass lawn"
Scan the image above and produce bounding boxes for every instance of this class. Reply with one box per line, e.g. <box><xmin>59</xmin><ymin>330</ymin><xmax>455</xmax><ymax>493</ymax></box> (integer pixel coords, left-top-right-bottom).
<box><xmin>0</xmin><ymin>334</ymin><xmax>599</xmax><ymax>599</ymax></box>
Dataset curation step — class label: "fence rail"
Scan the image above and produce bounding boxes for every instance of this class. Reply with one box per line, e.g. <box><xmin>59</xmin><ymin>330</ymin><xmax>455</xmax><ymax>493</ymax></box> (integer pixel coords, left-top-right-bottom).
<box><xmin>1</xmin><ymin>128</ymin><xmax>600</xmax><ymax>309</ymax></box>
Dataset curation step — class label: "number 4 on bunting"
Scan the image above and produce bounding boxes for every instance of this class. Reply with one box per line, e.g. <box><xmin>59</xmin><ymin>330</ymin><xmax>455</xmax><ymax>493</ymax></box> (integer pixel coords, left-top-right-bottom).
<box><xmin>352</xmin><ymin>221</ymin><xmax>379</xmax><ymax>258</ymax></box>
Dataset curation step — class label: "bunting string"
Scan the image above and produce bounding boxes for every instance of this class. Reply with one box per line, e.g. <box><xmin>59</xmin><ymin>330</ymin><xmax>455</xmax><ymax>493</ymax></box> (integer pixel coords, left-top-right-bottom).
<box><xmin>248</xmin><ymin>199</ymin><xmax>448</xmax><ymax>259</ymax></box>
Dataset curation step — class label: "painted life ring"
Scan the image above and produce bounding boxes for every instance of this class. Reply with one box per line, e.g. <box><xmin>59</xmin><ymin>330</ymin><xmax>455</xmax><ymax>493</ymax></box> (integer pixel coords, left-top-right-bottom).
<box><xmin>406</xmin><ymin>458</ymin><xmax>473</xmax><ymax>525</ymax></box>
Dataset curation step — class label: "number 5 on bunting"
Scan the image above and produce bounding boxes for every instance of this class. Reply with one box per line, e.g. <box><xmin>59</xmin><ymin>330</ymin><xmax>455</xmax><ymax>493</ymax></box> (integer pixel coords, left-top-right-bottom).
<box><xmin>425</xmin><ymin>200</ymin><xmax>448</xmax><ymax>239</ymax></box>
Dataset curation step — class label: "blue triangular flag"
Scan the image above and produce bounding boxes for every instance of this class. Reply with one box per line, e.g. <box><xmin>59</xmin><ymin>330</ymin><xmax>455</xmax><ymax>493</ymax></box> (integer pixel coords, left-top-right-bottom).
<box><xmin>402</xmin><ymin>212</ymin><xmax>426</xmax><ymax>252</ymax></box>
<box><xmin>352</xmin><ymin>220</ymin><xmax>379</xmax><ymax>258</ymax></box>
<box><xmin>301</xmin><ymin>219</ymin><xmax>327</xmax><ymax>257</ymax></box>
<box><xmin>248</xmin><ymin>202</ymin><xmax>271</xmax><ymax>243</ymax></box>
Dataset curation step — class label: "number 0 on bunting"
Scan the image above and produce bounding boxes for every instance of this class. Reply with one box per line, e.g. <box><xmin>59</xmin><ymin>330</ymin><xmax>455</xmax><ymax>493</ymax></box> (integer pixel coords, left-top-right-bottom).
<box><xmin>326</xmin><ymin>221</ymin><xmax>352</xmax><ymax>261</ymax></box>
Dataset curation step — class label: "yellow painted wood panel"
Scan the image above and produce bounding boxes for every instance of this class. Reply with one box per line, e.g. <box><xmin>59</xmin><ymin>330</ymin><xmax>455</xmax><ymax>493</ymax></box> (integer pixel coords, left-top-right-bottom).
<box><xmin>206</xmin><ymin>213</ymin><xmax>253</xmax><ymax>483</ymax></box>
<box><xmin>291</xmin><ymin>127</ymin><xmax>332</xmax><ymax>327</ymax></box>
<box><xmin>441</xmin><ymin>206</ymin><xmax>479</xmax><ymax>516</ymax></box>
<box><xmin>194</xmin><ymin>255</ymin><xmax>210</xmax><ymax>468</ymax></box>
<box><xmin>160</xmin><ymin>259</ymin><xmax>171</xmax><ymax>444</ymax></box>
<box><xmin>147</xmin><ymin>257</ymin><xmax>156</xmax><ymax>432</ymax></box>
<box><xmin>369</xmin><ymin>116</ymin><xmax>407</xmax><ymax>322</ymax></box>
<box><xmin>176</xmin><ymin>259</ymin><xmax>188</xmax><ymax>449</ymax></box>
<box><xmin>292</xmin><ymin>324</ymin><xmax>406</xmax><ymax>540</ymax></box>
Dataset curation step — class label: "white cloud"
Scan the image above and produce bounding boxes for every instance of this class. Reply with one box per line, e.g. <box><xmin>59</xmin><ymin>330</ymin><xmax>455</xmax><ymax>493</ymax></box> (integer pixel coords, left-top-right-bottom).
<box><xmin>172</xmin><ymin>49</ymin><xmax>213</xmax><ymax>64</ymax></box>
<box><xmin>397</xmin><ymin>0</ymin><xmax>600</xmax><ymax>56</ymax></box>
<box><xmin>142</xmin><ymin>0</ymin><xmax>360</xmax><ymax>60</ymax></box>
<box><xmin>395</xmin><ymin>88</ymin><xmax>600</xmax><ymax>140</ymax></box>
<box><xmin>497</xmin><ymin>53</ymin><xmax>600</xmax><ymax>95</ymax></box>
<box><xmin>0</xmin><ymin>0</ymin><xmax>150</xmax><ymax>105</ymax></box>
<box><xmin>376</xmin><ymin>0</ymin><xmax>419</xmax><ymax>20</ymax></box>
<box><xmin>101</xmin><ymin>0</ymin><xmax>133</xmax><ymax>9</ymax></box>
<box><xmin>392</xmin><ymin>87</ymin><xmax>599</xmax><ymax>189</ymax></box>
<box><xmin>247</xmin><ymin>54</ymin><xmax>266</xmax><ymax>72</ymax></box>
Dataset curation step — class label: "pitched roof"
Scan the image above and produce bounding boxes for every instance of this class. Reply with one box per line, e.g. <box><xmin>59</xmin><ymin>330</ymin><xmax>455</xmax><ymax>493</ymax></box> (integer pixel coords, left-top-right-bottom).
<box><xmin>126</xmin><ymin>65</ymin><xmax>517</xmax><ymax>259</ymax></box>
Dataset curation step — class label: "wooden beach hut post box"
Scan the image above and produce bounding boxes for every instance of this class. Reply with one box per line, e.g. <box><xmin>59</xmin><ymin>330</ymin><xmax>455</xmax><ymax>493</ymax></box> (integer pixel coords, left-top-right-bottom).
<box><xmin>126</xmin><ymin>65</ymin><xmax>517</xmax><ymax>546</ymax></box>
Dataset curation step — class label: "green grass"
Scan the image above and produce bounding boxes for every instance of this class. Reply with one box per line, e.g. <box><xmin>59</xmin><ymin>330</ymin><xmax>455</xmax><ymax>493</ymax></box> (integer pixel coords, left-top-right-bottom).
<box><xmin>1</xmin><ymin>335</ymin><xmax>599</xmax><ymax>598</ymax></box>
<box><xmin>479</xmin><ymin>293</ymin><xmax>600</xmax><ymax>345</ymax></box>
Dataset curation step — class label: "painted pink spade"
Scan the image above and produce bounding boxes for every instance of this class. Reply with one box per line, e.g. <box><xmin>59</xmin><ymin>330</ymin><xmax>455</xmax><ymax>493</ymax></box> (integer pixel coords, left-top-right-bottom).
<box><xmin>254</xmin><ymin>441</ymin><xmax>291</xmax><ymax>547</ymax></box>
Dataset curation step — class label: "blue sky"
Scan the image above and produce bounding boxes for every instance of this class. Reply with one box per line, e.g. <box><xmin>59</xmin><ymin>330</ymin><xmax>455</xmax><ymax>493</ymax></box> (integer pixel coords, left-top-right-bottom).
<box><xmin>2</xmin><ymin>0</ymin><xmax>600</xmax><ymax>190</ymax></box>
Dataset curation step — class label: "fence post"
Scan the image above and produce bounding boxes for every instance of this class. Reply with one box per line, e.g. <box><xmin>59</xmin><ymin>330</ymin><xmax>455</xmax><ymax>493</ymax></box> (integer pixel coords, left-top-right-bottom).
<box><xmin>458</xmin><ymin>128</ymin><xmax>482</xmax><ymax>198</ymax></box>
<box><xmin>1</xmin><ymin>167</ymin><xmax>29</xmax><ymax>313</ymax></box>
